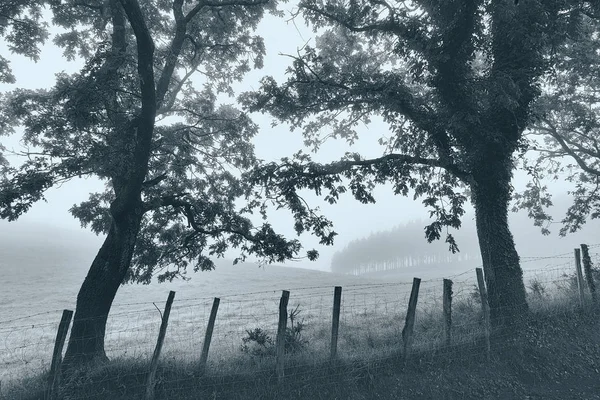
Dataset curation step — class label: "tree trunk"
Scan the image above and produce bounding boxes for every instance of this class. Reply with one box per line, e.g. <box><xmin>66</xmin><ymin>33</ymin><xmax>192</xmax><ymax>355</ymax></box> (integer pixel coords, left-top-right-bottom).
<box><xmin>471</xmin><ymin>161</ymin><xmax>528</xmax><ymax>327</ymax></box>
<box><xmin>62</xmin><ymin>204</ymin><xmax>144</xmax><ymax>368</ymax></box>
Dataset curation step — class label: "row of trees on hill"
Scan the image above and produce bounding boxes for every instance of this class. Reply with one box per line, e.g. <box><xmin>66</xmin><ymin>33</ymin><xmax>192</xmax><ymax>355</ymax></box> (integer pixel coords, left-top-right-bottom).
<box><xmin>1</xmin><ymin>0</ymin><xmax>600</xmax><ymax>372</ymax></box>
<box><xmin>331</xmin><ymin>220</ymin><xmax>479</xmax><ymax>275</ymax></box>
<box><xmin>331</xmin><ymin>194</ymin><xmax>600</xmax><ymax>275</ymax></box>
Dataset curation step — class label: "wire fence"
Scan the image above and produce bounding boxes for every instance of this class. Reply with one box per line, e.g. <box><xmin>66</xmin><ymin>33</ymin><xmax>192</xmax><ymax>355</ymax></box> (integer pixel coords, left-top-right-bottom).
<box><xmin>1</xmin><ymin>246</ymin><xmax>599</xmax><ymax>399</ymax></box>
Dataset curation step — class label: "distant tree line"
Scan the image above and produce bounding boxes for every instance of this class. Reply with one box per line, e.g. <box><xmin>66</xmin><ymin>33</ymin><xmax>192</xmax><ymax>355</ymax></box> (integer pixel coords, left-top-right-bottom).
<box><xmin>331</xmin><ymin>220</ymin><xmax>480</xmax><ymax>275</ymax></box>
<box><xmin>332</xmin><ymin>194</ymin><xmax>600</xmax><ymax>275</ymax></box>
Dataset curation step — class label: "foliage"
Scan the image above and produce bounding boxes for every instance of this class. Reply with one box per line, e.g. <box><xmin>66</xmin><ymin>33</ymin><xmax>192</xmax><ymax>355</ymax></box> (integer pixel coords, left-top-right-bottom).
<box><xmin>518</xmin><ymin>6</ymin><xmax>600</xmax><ymax>236</ymax></box>
<box><xmin>240</xmin><ymin>305</ymin><xmax>308</xmax><ymax>357</ymax></box>
<box><xmin>331</xmin><ymin>219</ymin><xmax>480</xmax><ymax>274</ymax></box>
<box><xmin>0</xmin><ymin>0</ymin><xmax>321</xmax><ymax>284</ymax></box>
<box><xmin>241</xmin><ymin>0</ymin><xmax>580</xmax><ymax>253</ymax></box>
<box><xmin>527</xmin><ymin>279</ymin><xmax>547</xmax><ymax>299</ymax></box>
<box><xmin>240</xmin><ymin>327</ymin><xmax>275</xmax><ymax>357</ymax></box>
<box><xmin>0</xmin><ymin>0</ymin><xmax>50</xmax><ymax>84</ymax></box>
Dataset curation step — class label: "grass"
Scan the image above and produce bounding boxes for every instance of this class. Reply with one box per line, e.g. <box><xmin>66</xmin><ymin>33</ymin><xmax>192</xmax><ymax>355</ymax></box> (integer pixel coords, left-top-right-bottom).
<box><xmin>3</xmin><ymin>259</ymin><xmax>599</xmax><ymax>399</ymax></box>
<box><xmin>4</xmin><ymin>282</ymin><xmax>600</xmax><ymax>400</ymax></box>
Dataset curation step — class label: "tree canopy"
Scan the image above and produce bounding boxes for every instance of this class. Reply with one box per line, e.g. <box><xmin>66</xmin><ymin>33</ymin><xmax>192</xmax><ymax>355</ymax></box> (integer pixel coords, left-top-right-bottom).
<box><xmin>520</xmin><ymin>7</ymin><xmax>600</xmax><ymax>237</ymax></box>
<box><xmin>0</xmin><ymin>0</ymin><xmax>319</xmax><ymax>283</ymax></box>
<box><xmin>242</xmin><ymin>0</ymin><xmax>594</xmax><ymax>322</ymax></box>
<box><xmin>0</xmin><ymin>0</ymin><xmax>323</xmax><ymax>365</ymax></box>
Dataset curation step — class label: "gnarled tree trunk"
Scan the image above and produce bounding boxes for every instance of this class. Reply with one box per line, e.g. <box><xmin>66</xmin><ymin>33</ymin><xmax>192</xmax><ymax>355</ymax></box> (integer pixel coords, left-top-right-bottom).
<box><xmin>471</xmin><ymin>156</ymin><xmax>528</xmax><ymax>326</ymax></box>
<box><xmin>61</xmin><ymin>0</ymin><xmax>158</xmax><ymax>369</ymax></box>
<box><xmin>62</xmin><ymin>200</ymin><xmax>144</xmax><ymax>368</ymax></box>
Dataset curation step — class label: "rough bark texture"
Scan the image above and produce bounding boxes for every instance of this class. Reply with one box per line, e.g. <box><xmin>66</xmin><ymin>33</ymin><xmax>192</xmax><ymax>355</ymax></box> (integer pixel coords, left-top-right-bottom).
<box><xmin>471</xmin><ymin>154</ymin><xmax>528</xmax><ymax>326</ymax></box>
<box><xmin>62</xmin><ymin>0</ymin><xmax>156</xmax><ymax>369</ymax></box>
<box><xmin>62</xmin><ymin>202</ymin><xmax>144</xmax><ymax>367</ymax></box>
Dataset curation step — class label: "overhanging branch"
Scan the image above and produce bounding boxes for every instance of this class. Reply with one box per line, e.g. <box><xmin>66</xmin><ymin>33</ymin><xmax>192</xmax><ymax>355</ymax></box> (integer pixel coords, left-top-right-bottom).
<box><xmin>296</xmin><ymin>153</ymin><xmax>471</xmax><ymax>183</ymax></box>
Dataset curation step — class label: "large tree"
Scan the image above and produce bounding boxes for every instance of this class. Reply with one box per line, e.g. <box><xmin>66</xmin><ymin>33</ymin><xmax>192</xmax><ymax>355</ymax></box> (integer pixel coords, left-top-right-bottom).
<box><xmin>243</xmin><ymin>0</ymin><xmax>586</xmax><ymax>324</ymax></box>
<box><xmin>0</xmin><ymin>0</ymin><xmax>318</xmax><ymax>367</ymax></box>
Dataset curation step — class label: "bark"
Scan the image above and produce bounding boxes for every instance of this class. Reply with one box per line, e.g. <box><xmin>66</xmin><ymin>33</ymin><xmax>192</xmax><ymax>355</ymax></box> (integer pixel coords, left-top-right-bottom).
<box><xmin>62</xmin><ymin>201</ymin><xmax>144</xmax><ymax>368</ymax></box>
<box><xmin>471</xmin><ymin>155</ymin><xmax>528</xmax><ymax>327</ymax></box>
<box><xmin>61</xmin><ymin>0</ymin><xmax>157</xmax><ymax>370</ymax></box>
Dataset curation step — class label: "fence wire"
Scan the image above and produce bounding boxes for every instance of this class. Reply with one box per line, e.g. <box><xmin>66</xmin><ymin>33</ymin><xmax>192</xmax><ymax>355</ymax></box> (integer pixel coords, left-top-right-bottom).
<box><xmin>1</xmin><ymin>247</ymin><xmax>599</xmax><ymax>399</ymax></box>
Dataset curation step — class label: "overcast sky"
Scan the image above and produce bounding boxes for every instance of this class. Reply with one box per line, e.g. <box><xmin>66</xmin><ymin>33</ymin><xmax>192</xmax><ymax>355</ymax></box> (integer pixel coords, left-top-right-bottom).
<box><xmin>0</xmin><ymin>7</ymin><xmax>575</xmax><ymax>271</ymax></box>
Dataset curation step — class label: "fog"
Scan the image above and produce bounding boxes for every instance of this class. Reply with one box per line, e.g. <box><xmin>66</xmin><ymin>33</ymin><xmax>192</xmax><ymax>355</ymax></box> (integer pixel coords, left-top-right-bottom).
<box><xmin>0</xmin><ymin>11</ymin><xmax>587</xmax><ymax>276</ymax></box>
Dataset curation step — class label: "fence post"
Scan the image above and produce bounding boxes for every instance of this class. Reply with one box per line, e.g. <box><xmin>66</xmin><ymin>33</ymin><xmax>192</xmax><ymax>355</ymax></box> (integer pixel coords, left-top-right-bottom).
<box><xmin>45</xmin><ymin>309</ymin><xmax>73</xmax><ymax>400</ymax></box>
<box><xmin>276</xmin><ymin>290</ymin><xmax>290</xmax><ymax>384</ymax></box>
<box><xmin>443</xmin><ymin>279</ymin><xmax>453</xmax><ymax>347</ymax></box>
<box><xmin>330</xmin><ymin>286</ymin><xmax>342</xmax><ymax>362</ymax></box>
<box><xmin>199</xmin><ymin>297</ymin><xmax>220</xmax><ymax>375</ymax></box>
<box><xmin>574</xmin><ymin>248</ymin><xmax>586</xmax><ymax>308</ymax></box>
<box><xmin>581</xmin><ymin>244</ymin><xmax>597</xmax><ymax>303</ymax></box>
<box><xmin>145</xmin><ymin>291</ymin><xmax>176</xmax><ymax>400</ymax></box>
<box><xmin>402</xmin><ymin>277</ymin><xmax>421</xmax><ymax>360</ymax></box>
<box><xmin>475</xmin><ymin>268</ymin><xmax>491</xmax><ymax>361</ymax></box>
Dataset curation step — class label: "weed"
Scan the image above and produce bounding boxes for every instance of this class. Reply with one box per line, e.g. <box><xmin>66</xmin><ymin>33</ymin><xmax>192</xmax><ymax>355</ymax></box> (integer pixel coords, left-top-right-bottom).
<box><xmin>527</xmin><ymin>278</ymin><xmax>547</xmax><ymax>299</ymax></box>
<box><xmin>240</xmin><ymin>305</ymin><xmax>308</xmax><ymax>358</ymax></box>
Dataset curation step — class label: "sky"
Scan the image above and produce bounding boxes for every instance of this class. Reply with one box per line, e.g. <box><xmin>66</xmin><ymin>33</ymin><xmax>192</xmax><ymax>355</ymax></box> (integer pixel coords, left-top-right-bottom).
<box><xmin>0</xmin><ymin>5</ymin><xmax>578</xmax><ymax>272</ymax></box>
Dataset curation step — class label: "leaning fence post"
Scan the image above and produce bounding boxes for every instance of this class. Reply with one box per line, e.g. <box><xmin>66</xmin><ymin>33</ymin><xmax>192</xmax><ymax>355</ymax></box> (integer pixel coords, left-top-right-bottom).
<box><xmin>475</xmin><ymin>268</ymin><xmax>491</xmax><ymax>361</ymax></box>
<box><xmin>330</xmin><ymin>286</ymin><xmax>342</xmax><ymax>362</ymax></box>
<box><xmin>581</xmin><ymin>244</ymin><xmax>597</xmax><ymax>304</ymax></box>
<box><xmin>199</xmin><ymin>297</ymin><xmax>220</xmax><ymax>375</ymax></box>
<box><xmin>443</xmin><ymin>279</ymin><xmax>453</xmax><ymax>347</ymax></box>
<box><xmin>145</xmin><ymin>291</ymin><xmax>176</xmax><ymax>400</ymax></box>
<box><xmin>402</xmin><ymin>277</ymin><xmax>421</xmax><ymax>360</ymax></box>
<box><xmin>574</xmin><ymin>248</ymin><xmax>586</xmax><ymax>308</ymax></box>
<box><xmin>276</xmin><ymin>290</ymin><xmax>290</xmax><ymax>384</ymax></box>
<box><xmin>45</xmin><ymin>309</ymin><xmax>73</xmax><ymax>400</ymax></box>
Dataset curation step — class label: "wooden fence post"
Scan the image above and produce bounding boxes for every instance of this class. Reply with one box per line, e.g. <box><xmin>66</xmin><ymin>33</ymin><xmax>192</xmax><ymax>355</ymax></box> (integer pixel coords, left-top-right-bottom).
<box><xmin>199</xmin><ymin>297</ymin><xmax>220</xmax><ymax>375</ymax></box>
<box><xmin>45</xmin><ymin>309</ymin><xmax>73</xmax><ymax>400</ymax></box>
<box><xmin>402</xmin><ymin>277</ymin><xmax>421</xmax><ymax>360</ymax></box>
<box><xmin>574</xmin><ymin>248</ymin><xmax>586</xmax><ymax>308</ymax></box>
<box><xmin>145</xmin><ymin>291</ymin><xmax>176</xmax><ymax>400</ymax></box>
<box><xmin>475</xmin><ymin>268</ymin><xmax>491</xmax><ymax>361</ymax></box>
<box><xmin>276</xmin><ymin>290</ymin><xmax>290</xmax><ymax>384</ymax></box>
<box><xmin>443</xmin><ymin>279</ymin><xmax>453</xmax><ymax>347</ymax></box>
<box><xmin>581</xmin><ymin>244</ymin><xmax>597</xmax><ymax>303</ymax></box>
<box><xmin>330</xmin><ymin>286</ymin><xmax>342</xmax><ymax>362</ymax></box>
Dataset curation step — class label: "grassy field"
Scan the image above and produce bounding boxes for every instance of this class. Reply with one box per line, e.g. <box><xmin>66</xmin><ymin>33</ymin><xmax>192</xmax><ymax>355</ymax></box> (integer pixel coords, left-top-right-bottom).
<box><xmin>4</xmin><ymin>288</ymin><xmax>600</xmax><ymax>399</ymax></box>
<box><xmin>3</xmin><ymin>252</ymin><xmax>599</xmax><ymax>399</ymax></box>
<box><xmin>1</xmin><ymin>229</ymin><xmax>599</xmax><ymax>400</ymax></box>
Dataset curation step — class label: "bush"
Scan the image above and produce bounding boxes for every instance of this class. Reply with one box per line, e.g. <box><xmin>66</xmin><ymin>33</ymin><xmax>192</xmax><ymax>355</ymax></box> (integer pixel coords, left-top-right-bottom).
<box><xmin>527</xmin><ymin>278</ymin><xmax>547</xmax><ymax>299</ymax></box>
<box><xmin>241</xmin><ymin>327</ymin><xmax>275</xmax><ymax>357</ymax></box>
<box><xmin>240</xmin><ymin>305</ymin><xmax>308</xmax><ymax>358</ymax></box>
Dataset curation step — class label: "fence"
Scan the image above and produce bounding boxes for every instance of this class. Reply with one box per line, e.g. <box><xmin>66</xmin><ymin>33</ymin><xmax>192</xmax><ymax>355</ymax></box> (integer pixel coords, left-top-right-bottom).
<box><xmin>1</xmin><ymin>244</ymin><xmax>600</xmax><ymax>399</ymax></box>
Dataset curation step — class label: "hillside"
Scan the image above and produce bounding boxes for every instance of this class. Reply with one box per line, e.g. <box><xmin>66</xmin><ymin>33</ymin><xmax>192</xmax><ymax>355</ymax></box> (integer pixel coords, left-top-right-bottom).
<box><xmin>6</xmin><ymin>296</ymin><xmax>600</xmax><ymax>400</ymax></box>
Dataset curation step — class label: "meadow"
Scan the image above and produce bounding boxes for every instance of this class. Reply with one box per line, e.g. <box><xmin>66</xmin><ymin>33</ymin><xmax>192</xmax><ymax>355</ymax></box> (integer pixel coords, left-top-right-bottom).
<box><xmin>1</xmin><ymin>244</ymin><xmax>595</xmax><ymax>399</ymax></box>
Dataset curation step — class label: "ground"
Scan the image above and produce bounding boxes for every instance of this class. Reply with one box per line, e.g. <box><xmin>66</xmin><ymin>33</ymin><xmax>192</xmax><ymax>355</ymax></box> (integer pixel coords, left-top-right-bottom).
<box><xmin>6</xmin><ymin>300</ymin><xmax>600</xmax><ymax>399</ymax></box>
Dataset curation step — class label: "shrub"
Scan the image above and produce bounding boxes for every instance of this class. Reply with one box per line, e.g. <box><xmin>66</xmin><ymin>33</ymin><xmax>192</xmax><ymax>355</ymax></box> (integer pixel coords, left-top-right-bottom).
<box><xmin>241</xmin><ymin>327</ymin><xmax>275</xmax><ymax>357</ymax></box>
<box><xmin>240</xmin><ymin>305</ymin><xmax>308</xmax><ymax>358</ymax></box>
<box><xmin>527</xmin><ymin>278</ymin><xmax>547</xmax><ymax>299</ymax></box>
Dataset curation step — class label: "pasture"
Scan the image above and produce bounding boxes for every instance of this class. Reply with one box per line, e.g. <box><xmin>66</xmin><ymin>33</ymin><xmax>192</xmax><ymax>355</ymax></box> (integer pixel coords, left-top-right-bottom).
<box><xmin>1</xmin><ymin>245</ymin><xmax>592</xmax><ymax>398</ymax></box>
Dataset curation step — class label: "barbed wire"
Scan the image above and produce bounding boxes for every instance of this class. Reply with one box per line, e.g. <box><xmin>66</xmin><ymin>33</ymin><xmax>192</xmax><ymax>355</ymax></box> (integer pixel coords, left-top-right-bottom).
<box><xmin>1</xmin><ymin>245</ymin><xmax>599</xmax><ymax>399</ymax></box>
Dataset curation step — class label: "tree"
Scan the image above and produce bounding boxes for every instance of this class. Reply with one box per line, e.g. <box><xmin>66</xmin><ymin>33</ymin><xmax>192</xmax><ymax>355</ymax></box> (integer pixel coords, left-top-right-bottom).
<box><xmin>0</xmin><ymin>0</ymin><xmax>49</xmax><ymax>83</ymax></box>
<box><xmin>0</xmin><ymin>0</ymin><xmax>318</xmax><ymax>367</ymax></box>
<box><xmin>520</xmin><ymin>7</ymin><xmax>600</xmax><ymax>236</ymax></box>
<box><xmin>243</xmin><ymin>0</ymin><xmax>585</xmax><ymax>324</ymax></box>
<box><xmin>0</xmin><ymin>0</ymin><xmax>50</xmax><ymax>168</ymax></box>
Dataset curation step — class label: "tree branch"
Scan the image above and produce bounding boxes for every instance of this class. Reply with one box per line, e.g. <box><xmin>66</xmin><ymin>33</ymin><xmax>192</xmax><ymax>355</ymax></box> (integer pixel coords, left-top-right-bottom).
<box><xmin>545</xmin><ymin>124</ymin><xmax>600</xmax><ymax>177</ymax></box>
<box><xmin>155</xmin><ymin>0</ymin><xmax>186</xmax><ymax>109</ymax></box>
<box><xmin>296</xmin><ymin>153</ymin><xmax>471</xmax><ymax>183</ymax></box>
<box><xmin>185</xmin><ymin>0</ymin><xmax>269</xmax><ymax>23</ymax></box>
<box><xmin>118</xmin><ymin>0</ymin><xmax>156</xmax><ymax>120</ymax></box>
